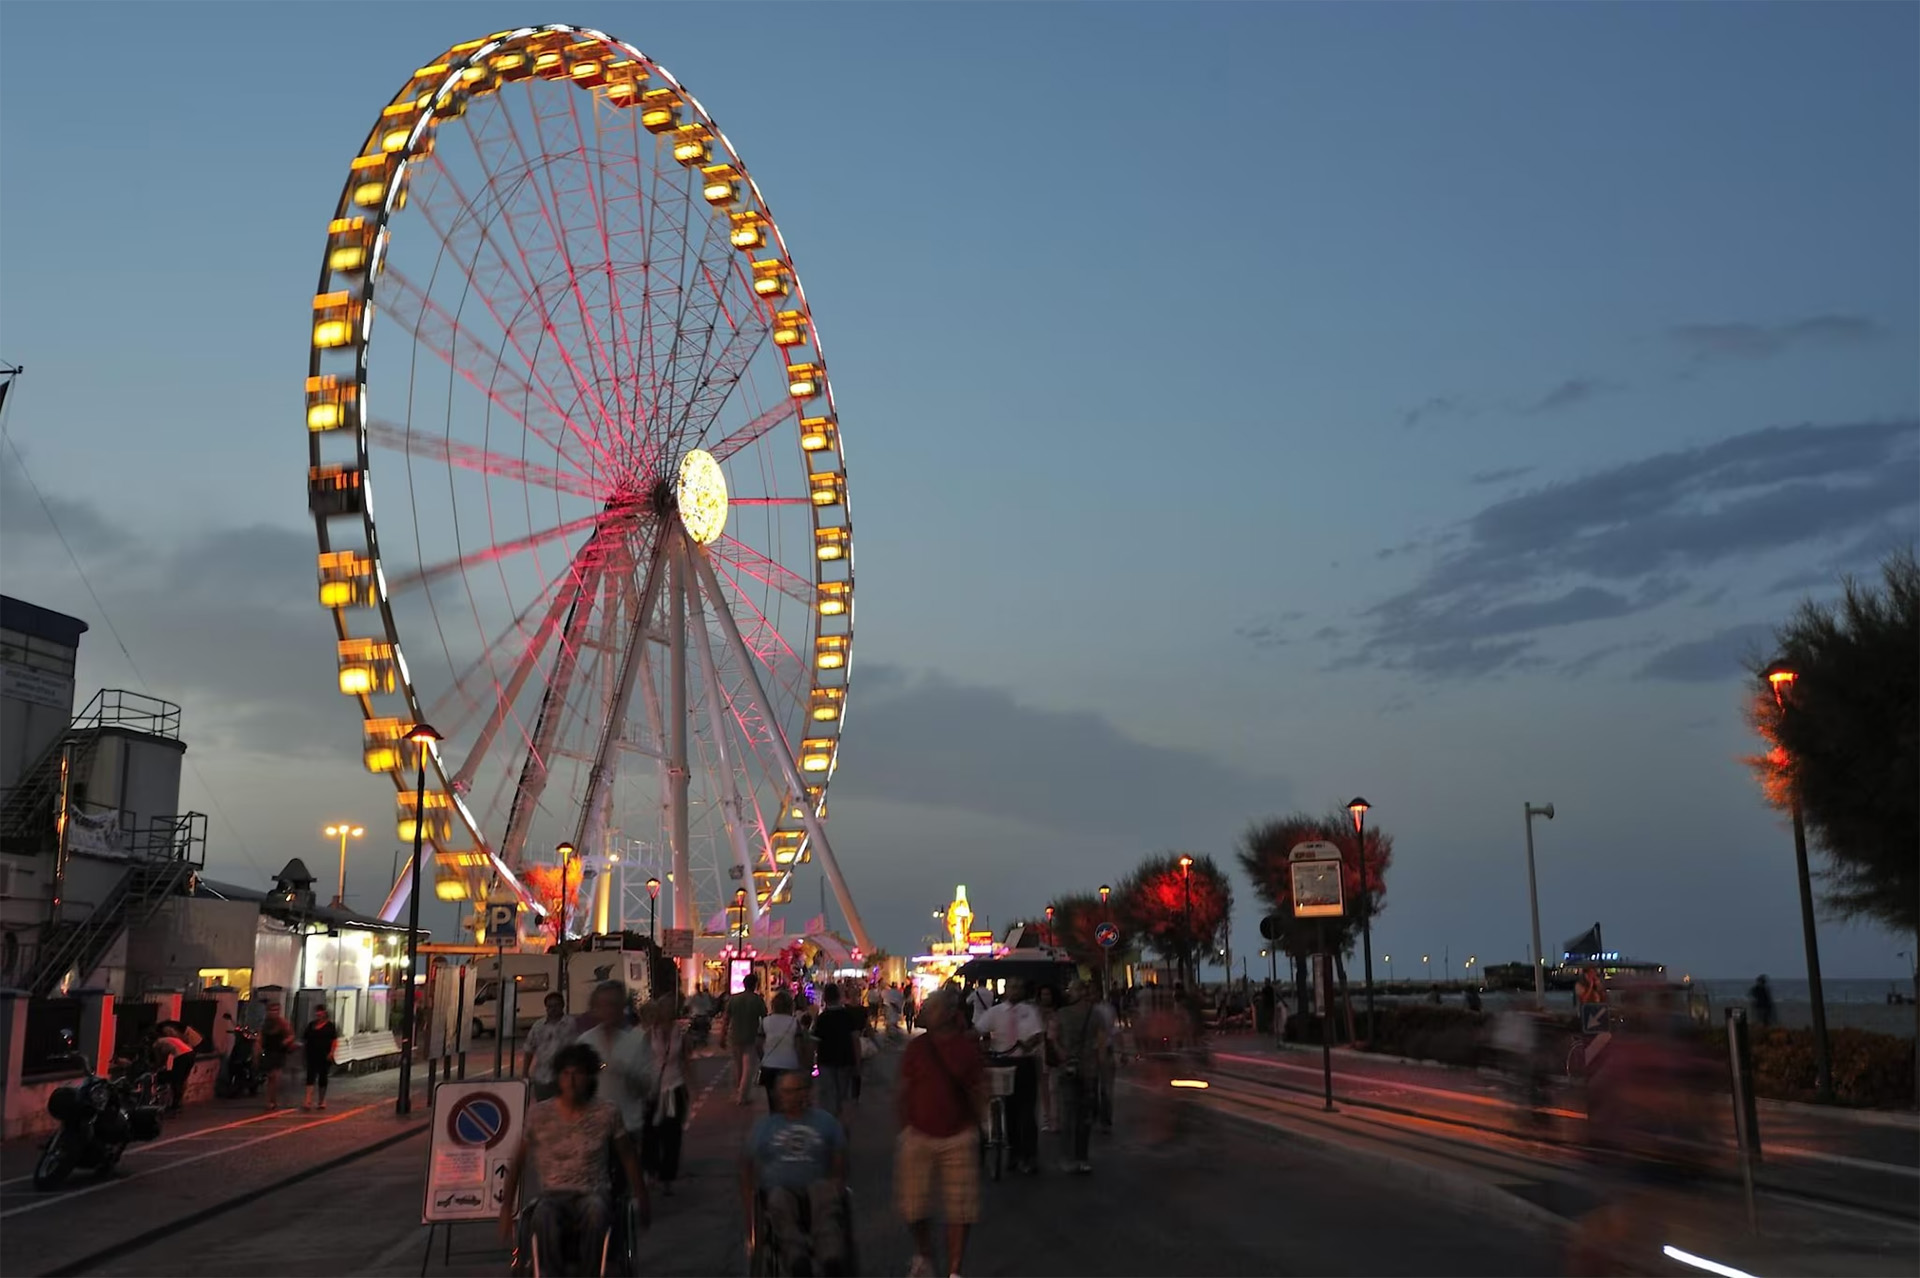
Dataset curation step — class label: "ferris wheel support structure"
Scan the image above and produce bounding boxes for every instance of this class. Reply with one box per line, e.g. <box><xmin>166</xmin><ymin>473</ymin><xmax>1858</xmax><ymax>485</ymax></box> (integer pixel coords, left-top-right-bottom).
<box><xmin>691</xmin><ymin>544</ymin><xmax>871</xmax><ymax>954</ymax></box>
<box><xmin>569</xmin><ymin>537</ymin><xmax>669</xmax><ymax>860</ymax></box>
<box><xmin>682</xmin><ymin>532</ymin><xmax>765</xmax><ymax>933</ymax></box>
<box><xmin>668</xmin><ymin>539</ymin><xmax>694</xmax><ymax>947</ymax></box>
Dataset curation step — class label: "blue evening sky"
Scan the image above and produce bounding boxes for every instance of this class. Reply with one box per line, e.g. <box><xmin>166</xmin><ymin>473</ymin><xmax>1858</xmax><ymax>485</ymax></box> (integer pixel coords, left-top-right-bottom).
<box><xmin>2</xmin><ymin>3</ymin><xmax>1915</xmax><ymax>978</ymax></box>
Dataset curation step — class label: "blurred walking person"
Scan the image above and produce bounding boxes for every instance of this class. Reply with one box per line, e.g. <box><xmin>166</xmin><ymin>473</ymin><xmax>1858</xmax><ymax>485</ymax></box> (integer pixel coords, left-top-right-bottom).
<box><xmin>897</xmin><ymin>990</ymin><xmax>984</xmax><ymax>1278</ymax></box>
<box><xmin>723</xmin><ymin>974</ymin><xmax>768</xmax><ymax>1106</ymax></box>
<box><xmin>301</xmin><ymin>1004</ymin><xmax>340</xmax><ymax>1110</ymax></box>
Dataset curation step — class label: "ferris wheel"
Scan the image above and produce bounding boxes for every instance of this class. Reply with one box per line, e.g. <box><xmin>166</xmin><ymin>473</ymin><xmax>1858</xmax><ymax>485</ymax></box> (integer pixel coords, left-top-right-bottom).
<box><xmin>302</xmin><ymin>23</ymin><xmax>870</xmax><ymax>953</ymax></box>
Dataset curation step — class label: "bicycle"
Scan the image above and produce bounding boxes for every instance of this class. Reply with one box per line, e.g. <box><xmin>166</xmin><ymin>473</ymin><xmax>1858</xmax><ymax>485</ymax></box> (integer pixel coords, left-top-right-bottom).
<box><xmin>981</xmin><ymin>1059</ymin><xmax>1016</xmax><ymax>1183</ymax></box>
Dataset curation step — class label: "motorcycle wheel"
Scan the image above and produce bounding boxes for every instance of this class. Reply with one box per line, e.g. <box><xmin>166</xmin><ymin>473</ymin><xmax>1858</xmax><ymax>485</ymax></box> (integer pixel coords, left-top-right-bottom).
<box><xmin>93</xmin><ymin>1142</ymin><xmax>126</xmax><ymax>1179</ymax></box>
<box><xmin>33</xmin><ymin>1133</ymin><xmax>74</xmax><ymax>1191</ymax></box>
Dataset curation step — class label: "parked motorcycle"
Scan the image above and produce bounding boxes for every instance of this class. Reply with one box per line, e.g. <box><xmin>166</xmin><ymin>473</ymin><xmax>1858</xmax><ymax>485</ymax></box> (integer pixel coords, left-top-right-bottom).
<box><xmin>34</xmin><ymin>1032</ymin><xmax>162</xmax><ymax>1191</ymax></box>
<box><xmin>214</xmin><ymin>1014</ymin><xmax>261</xmax><ymax>1099</ymax></box>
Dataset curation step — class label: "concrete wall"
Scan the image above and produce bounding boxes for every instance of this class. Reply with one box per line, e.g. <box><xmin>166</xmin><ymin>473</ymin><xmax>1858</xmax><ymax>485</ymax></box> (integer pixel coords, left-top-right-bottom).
<box><xmin>126</xmin><ymin>898</ymin><xmax>258</xmax><ymax>995</ymax></box>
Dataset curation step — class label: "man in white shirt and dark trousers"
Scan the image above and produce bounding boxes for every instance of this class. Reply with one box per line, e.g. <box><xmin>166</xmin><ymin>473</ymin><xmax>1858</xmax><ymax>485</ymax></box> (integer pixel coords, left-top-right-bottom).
<box><xmin>975</xmin><ymin>978</ymin><xmax>1045</xmax><ymax>1175</ymax></box>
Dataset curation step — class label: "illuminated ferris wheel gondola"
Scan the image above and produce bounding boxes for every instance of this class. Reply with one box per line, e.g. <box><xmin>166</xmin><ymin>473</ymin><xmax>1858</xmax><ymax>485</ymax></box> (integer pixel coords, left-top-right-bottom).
<box><xmin>302</xmin><ymin>24</ymin><xmax>869</xmax><ymax>952</ymax></box>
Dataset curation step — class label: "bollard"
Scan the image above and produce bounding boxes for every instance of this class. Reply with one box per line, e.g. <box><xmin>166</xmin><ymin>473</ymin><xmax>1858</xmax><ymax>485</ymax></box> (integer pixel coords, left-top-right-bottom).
<box><xmin>1725</xmin><ymin>1007</ymin><xmax>1761</xmax><ymax>1231</ymax></box>
<box><xmin>1314</xmin><ymin>948</ymin><xmax>1334</xmax><ymax>1112</ymax></box>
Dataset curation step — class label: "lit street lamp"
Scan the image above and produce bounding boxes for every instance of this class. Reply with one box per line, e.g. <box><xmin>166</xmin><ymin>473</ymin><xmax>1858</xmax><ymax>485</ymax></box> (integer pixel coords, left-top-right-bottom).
<box><xmin>1763</xmin><ymin>660</ymin><xmax>1834</xmax><ymax>1103</ymax></box>
<box><xmin>1383</xmin><ymin>954</ymin><xmax>1394</xmax><ymax>985</ymax></box>
<box><xmin>646</xmin><ymin>877</ymin><xmax>661</xmax><ymax>943</ymax></box>
<box><xmin>733</xmin><ymin>887</ymin><xmax>748</xmax><ymax>964</ymax></box>
<box><xmin>1422</xmin><ymin>953</ymin><xmax>1432</xmax><ymax>982</ymax></box>
<box><xmin>556</xmin><ymin>842</ymin><xmax>577</xmax><ymax>1007</ymax></box>
<box><xmin>396</xmin><ymin>721</ymin><xmax>441</xmax><ymax>1117</ymax></box>
<box><xmin>1348</xmin><ymin>797</ymin><xmax>1374</xmax><ymax>1039</ymax></box>
<box><xmin>1524</xmin><ymin>802</ymin><xmax>1555</xmax><ymax>1010</ymax></box>
<box><xmin>1044</xmin><ymin>904</ymin><xmax>1056</xmax><ymax>949</ymax></box>
<box><xmin>1099</xmin><ymin>883</ymin><xmax>1112</xmax><ymax>987</ymax></box>
<box><xmin>323</xmin><ymin>823</ymin><xmax>363</xmax><ymax>909</ymax></box>
<box><xmin>1177</xmin><ymin>855</ymin><xmax>1195</xmax><ymax>987</ymax></box>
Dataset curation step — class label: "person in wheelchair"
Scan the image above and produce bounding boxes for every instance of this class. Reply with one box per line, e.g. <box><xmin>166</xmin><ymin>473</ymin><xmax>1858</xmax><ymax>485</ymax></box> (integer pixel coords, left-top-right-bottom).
<box><xmin>500</xmin><ymin>1043</ymin><xmax>650</xmax><ymax>1274</ymax></box>
<box><xmin>740</xmin><ymin>1071</ymin><xmax>850</xmax><ymax>1276</ymax></box>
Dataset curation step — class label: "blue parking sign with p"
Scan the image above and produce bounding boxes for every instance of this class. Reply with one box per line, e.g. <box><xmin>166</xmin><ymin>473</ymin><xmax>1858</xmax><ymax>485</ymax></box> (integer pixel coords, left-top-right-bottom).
<box><xmin>486</xmin><ymin>902</ymin><xmax>517</xmax><ymax>943</ymax></box>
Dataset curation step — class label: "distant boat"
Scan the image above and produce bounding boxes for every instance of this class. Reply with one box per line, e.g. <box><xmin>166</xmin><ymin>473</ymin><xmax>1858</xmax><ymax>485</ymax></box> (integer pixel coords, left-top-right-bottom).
<box><xmin>1548</xmin><ymin>922</ymin><xmax>1668</xmax><ymax>989</ymax></box>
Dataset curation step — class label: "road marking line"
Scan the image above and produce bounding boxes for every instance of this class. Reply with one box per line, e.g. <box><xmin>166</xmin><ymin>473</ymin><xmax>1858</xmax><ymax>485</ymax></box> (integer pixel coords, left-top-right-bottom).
<box><xmin>0</xmin><ymin>1104</ymin><xmax>378</xmax><ymax>1218</ymax></box>
<box><xmin>0</xmin><ymin>1108</ymin><xmax>296</xmax><ymax>1187</ymax></box>
<box><xmin>1215</xmin><ymin>1052</ymin><xmax>1584</xmax><ymax>1119</ymax></box>
<box><xmin>1769</xmin><ymin>1143</ymin><xmax>1920</xmax><ymax>1178</ymax></box>
<box><xmin>1663</xmin><ymin>1244</ymin><xmax>1756</xmax><ymax>1277</ymax></box>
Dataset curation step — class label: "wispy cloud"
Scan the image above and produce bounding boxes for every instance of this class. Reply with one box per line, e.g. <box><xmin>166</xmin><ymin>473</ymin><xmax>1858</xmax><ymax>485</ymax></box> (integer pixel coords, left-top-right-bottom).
<box><xmin>1669</xmin><ymin>314</ymin><xmax>1885</xmax><ymax>364</ymax></box>
<box><xmin>1522</xmin><ymin>377</ymin><xmax>1618</xmax><ymax>415</ymax></box>
<box><xmin>1401</xmin><ymin>395</ymin><xmax>1471</xmax><ymax>430</ymax></box>
<box><xmin>1344</xmin><ymin>419</ymin><xmax>1920</xmax><ymax>679</ymax></box>
<box><xmin>1469</xmin><ymin>465</ymin><xmax>1535</xmax><ymax>486</ymax></box>
<box><xmin>1637</xmin><ymin>623</ymin><xmax>1776</xmax><ymax>683</ymax></box>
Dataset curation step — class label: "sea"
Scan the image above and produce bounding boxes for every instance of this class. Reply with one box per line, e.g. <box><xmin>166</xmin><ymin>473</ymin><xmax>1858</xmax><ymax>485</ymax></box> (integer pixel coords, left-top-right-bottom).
<box><xmin>1447</xmin><ymin>976</ymin><xmax>1918</xmax><ymax>1038</ymax></box>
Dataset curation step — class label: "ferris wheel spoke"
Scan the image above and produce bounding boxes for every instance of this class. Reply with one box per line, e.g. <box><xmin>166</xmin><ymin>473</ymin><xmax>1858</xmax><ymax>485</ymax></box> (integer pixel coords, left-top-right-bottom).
<box><xmin>389</xmin><ymin>509</ymin><xmax>610</xmax><ymax>596</ymax></box>
<box><xmin>711</xmin><ymin>535</ymin><xmax>821</xmax><ymax>611</ymax></box>
<box><xmin>366</xmin><ymin>419</ymin><xmax>606</xmax><ymax>501</ymax></box>
<box><xmin>705</xmin><ymin>558</ymin><xmax>809</xmax><ymax>716</ymax></box>
<box><xmin>382</xmin><ymin>265</ymin><xmax>618</xmax><ymax>482</ymax></box>
<box><xmin>705</xmin><ymin>399</ymin><xmax>798</xmax><ymax>464</ymax></box>
<box><xmin>410</xmin><ymin>141</ymin><xmax>621</xmax><ymax>478</ymax></box>
<box><xmin>488</xmin><ymin>80</ymin><xmax>628</xmax><ymax>465</ymax></box>
<box><xmin>445</xmin><ymin>531</ymin><xmax>610</xmax><ymax>791</ymax></box>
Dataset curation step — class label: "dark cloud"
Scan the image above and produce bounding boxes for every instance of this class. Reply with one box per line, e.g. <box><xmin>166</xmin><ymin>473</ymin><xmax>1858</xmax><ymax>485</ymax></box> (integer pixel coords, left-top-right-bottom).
<box><xmin>1</xmin><ymin>460</ymin><xmax>133</xmax><ymax>557</ymax></box>
<box><xmin>1234</xmin><ymin>622</ymin><xmax>1290</xmax><ymax>650</ymax></box>
<box><xmin>1523</xmin><ymin>377</ymin><xmax>1618</xmax><ymax>415</ymax></box>
<box><xmin>1401</xmin><ymin>395</ymin><xmax>1470</xmax><ymax>430</ymax></box>
<box><xmin>1669</xmin><ymin>315</ymin><xmax>1885</xmax><ymax>363</ymax></box>
<box><xmin>1637</xmin><ymin>623</ymin><xmax>1776</xmax><ymax>683</ymax></box>
<box><xmin>833</xmin><ymin>665</ymin><xmax>1291</xmax><ymax>843</ymax></box>
<box><xmin>1469</xmin><ymin>465</ymin><xmax>1535</xmax><ymax>486</ymax></box>
<box><xmin>1348</xmin><ymin>419</ymin><xmax>1919</xmax><ymax>678</ymax></box>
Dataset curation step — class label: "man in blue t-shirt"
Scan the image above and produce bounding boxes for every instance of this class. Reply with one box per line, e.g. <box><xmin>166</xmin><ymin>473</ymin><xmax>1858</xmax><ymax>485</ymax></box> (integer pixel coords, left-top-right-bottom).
<box><xmin>741</xmin><ymin>1071</ymin><xmax>849</xmax><ymax>1273</ymax></box>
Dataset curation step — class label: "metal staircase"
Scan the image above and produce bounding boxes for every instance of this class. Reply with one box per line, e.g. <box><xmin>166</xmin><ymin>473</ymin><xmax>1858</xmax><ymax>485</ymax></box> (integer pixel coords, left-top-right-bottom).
<box><xmin>0</xmin><ymin>690</ymin><xmax>181</xmax><ymax>857</ymax></box>
<box><xmin>26</xmin><ymin>813</ymin><xmax>206</xmax><ymax>999</ymax></box>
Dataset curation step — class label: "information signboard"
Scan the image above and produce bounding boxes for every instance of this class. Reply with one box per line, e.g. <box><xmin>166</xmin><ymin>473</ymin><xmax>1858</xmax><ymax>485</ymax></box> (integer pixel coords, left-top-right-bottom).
<box><xmin>423</xmin><ymin>1080</ymin><xmax>529</xmax><ymax>1223</ymax></box>
<box><xmin>1288</xmin><ymin>841</ymin><xmax>1346</xmax><ymax>919</ymax></box>
<box><xmin>661</xmin><ymin>928</ymin><xmax>695</xmax><ymax>959</ymax></box>
<box><xmin>485</xmin><ymin>902</ymin><xmax>518</xmax><ymax>944</ymax></box>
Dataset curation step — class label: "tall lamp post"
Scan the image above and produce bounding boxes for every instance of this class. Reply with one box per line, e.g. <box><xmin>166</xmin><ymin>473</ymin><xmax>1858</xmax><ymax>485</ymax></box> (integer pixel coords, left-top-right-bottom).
<box><xmin>555</xmin><ymin>842</ymin><xmax>576</xmax><ymax>1009</ymax></box>
<box><xmin>1383</xmin><ymin>954</ymin><xmax>1393</xmax><ymax>985</ymax></box>
<box><xmin>1044</xmin><ymin>904</ymin><xmax>1055</xmax><ymax>949</ymax></box>
<box><xmin>646</xmin><ymin>877</ymin><xmax>661</xmax><ymax>944</ymax></box>
<box><xmin>1098</xmin><ymin>883</ymin><xmax>1112</xmax><ymax>989</ymax></box>
<box><xmin>733</xmin><ymin>887</ymin><xmax>748</xmax><ymax>982</ymax></box>
<box><xmin>395</xmin><ymin>722</ymin><xmax>440</xmax><ymax>1116</ymax></box>
<box><xmin>1347</xmin><ymin>797</ymin><xmax>1374</xmax><ymax>1040</ymax></box>
<box><xmin>324</xmin><ymin>823</ymin><xmax>363</xmax><ymax>909</ymax></box>
<box><xmin>1177</xmin><ymin>855</ymin><xmax>1195</xmax><ymax>987</ymax></box>
<box><xmin>1764</xmin><ymin>660</ymin><xmax>1834</xmax><ymax>1103</ymax></box>
<box><xmin>1523</xmin><ymin>802</ymin><xmax>1555</xmax><ymax>1010</ymax></box>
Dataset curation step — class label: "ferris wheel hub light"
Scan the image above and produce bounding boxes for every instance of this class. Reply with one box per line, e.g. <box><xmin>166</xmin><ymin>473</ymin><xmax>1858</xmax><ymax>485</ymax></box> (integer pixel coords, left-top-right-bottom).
<box><xmin>676</xmin><ymin>448</ymin><xmax>728</xmax><ymax>545</ymax></box>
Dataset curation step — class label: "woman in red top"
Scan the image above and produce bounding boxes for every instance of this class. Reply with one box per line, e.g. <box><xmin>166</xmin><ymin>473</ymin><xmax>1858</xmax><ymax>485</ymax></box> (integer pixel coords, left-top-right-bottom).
<box><xmin>894</xmin><ymin>991</ymin><xmax>985</xmax><ymax>1278</ymax></box>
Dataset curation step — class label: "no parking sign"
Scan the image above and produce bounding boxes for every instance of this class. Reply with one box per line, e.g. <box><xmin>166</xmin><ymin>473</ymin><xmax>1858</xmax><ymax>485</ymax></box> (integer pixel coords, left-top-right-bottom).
<box><xmin>423</xmin><ymin>1080</ymin><xmax>529</xmax><ymax>1223</ymax></box>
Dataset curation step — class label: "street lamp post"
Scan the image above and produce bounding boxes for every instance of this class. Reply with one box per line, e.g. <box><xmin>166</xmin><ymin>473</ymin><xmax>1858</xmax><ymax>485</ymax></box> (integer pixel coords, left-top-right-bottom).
<box><xmin>1764</xmin><ymin>661</ymin><xmax>1834</xmax><ymax>1103</ymax></box>
<box><xmin>1348</xmin><ymin>797</ymin><xmax>1374</xmax><ymax>1040</ymax></box>
<box><xmin>1523</xmin><ymin>802</ymin><xmax>1555</xmax><ymax>1011</ymax></box>
<box><xmin>1177</xmin><ymin>855</ymin><xmax>1195</xmax><ymax>988</ymax></box>
<box><xmin>396</xmin><ymin>722</ymin><xmax>441</xmax><ymax>1116</ymax></box>
<box><xmin>1422</xmin><ymin>953</ymin><xmax>1432</xmax><ymax>982</ymax></box>
<box><xmin>1044</xmin><ymin>904</ymin><xmax>1055</xmax><ymax>950</ymax></box>
<box><xmin>646</xmin><ymin>877</ymin><xmax>661</xmax><ymax>944</ymax></box>
<box><xmin>733</xmin><ymin>887</ymin><xmax>748</xmax><ymax>975</ymax></box>
<box><xmin>324</xmin><ymin>823</ymin><xmax>363</xmax><ymax>909</ymax></box>
<box><xmin>556</xmin><ymin>842</ymin><xmax>576</xmax><ymax>1010</ymax></box>
<box><xmin>1384</xmin><ymin>954</ymin><xmax>1394</xmax><ymax>985</ymax></box>
<box><xmin>1098</xmin><ymin>883</ymin><xmax>1112</xmax><ymax>989</ymax></box>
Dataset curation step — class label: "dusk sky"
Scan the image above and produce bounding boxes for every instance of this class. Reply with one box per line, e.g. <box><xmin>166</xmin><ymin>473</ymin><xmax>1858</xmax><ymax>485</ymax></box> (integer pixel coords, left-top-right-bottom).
<box><xmin>2</xmin><ymin>3</ymin><xmax>1914</xmax><ymax>980</ymax></box>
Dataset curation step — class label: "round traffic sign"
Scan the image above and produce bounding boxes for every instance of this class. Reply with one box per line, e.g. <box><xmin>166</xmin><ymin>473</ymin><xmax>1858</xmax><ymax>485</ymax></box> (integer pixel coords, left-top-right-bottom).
<box><xmin>445</xmin><ymin>1092</ymin><xmax>511</xmax><ymax>1149</ymax></box>
<box><xmin>1094</xmin><ymin>922</ymin><xmax>1120</xmax><ymax>949</ymax></box>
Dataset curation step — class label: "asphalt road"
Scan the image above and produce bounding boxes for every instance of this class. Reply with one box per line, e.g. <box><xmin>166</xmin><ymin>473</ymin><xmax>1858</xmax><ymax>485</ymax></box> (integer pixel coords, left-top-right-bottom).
<box><xmin>14</xmin><ymin>1042</ymin><xmax>1562</xmax><ymax>1278</ymax></box>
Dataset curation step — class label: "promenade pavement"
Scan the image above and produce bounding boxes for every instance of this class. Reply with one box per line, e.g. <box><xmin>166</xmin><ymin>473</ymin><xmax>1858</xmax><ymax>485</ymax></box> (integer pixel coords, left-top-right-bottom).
<box><xmin>12</xmin><ymin>1035</ymin><xmax>1561</xmax><ymax>1277</ymax></box>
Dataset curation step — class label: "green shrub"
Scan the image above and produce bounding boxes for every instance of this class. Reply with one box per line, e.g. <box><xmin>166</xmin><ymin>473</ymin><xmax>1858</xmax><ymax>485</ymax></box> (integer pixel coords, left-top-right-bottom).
<box><xmin>1710</xmin><ymin>1025</ymin><xmax>1913</xmax><ymax>1108</ymax></box>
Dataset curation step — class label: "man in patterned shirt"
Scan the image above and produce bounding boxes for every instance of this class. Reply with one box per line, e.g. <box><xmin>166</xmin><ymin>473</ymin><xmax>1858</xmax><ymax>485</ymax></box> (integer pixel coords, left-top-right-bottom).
<box><xmin>500</xmin><ymin>1042</ymin><xmax>649</xmax><ymax>1265</ymax></box>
